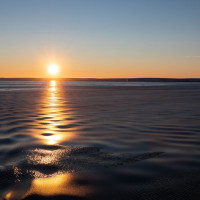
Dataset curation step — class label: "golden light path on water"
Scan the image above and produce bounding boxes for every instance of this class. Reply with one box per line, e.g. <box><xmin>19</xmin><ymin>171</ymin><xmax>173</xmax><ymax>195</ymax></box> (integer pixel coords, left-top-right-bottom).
<box><xmin>43</xmin><ymin>80</ymin><xmax>62</xmax><ymax>145</ymax></box>
<box><xmin>4</xmin><ymin>80</ymin><xmax>90</xmax><ymax>200</ymax></box>
<box><xmin>5</xmin><ymin>173</ymin><xmax>91</xmax><ymax>200</ymax></box>
<box><xmin>22</xmin><ymin>173</ymin><xmax>91</xmax><ymax>198</ymax></box>
<box><xmin>38</xmin><ymin>80</ymin><xmax>74</xmax><ymax>145</ymax></box>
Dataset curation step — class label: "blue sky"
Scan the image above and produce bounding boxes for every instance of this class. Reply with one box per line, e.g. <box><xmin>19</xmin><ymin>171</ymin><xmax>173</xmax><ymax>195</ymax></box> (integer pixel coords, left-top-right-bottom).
<box><xmin>0</xmin><ymin>0</ymin><xmax>200</xmax><ymax>78</ymax></box>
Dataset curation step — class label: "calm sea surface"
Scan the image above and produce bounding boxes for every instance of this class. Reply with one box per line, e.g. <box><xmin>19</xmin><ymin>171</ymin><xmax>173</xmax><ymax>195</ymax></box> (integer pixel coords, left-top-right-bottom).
<box><xmin>1</xmin><ymin>81</ymin><xmax>200</xmax><ymax>200</ymax></box>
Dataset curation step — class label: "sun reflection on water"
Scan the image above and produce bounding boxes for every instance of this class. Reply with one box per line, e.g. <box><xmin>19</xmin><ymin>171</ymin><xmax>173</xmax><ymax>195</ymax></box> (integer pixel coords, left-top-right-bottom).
<box><xmin>50</xmin><ymin>80</ymin><xmax>56</xmax><ymax>87</ymax></box>
<box><xmin>42</xmin><ymin>80</ymin><xmax>62</xmax><ymax>145</ymax></box>
<box><xmin>36</xmin><ymin>80</ymin><xmax>73</xmax><ymax>145</ymax></box>
<box><xmin>3</xmin><ymin>80</ymin><xmax>84</xmax><ymax>200</ymax></box>
<box><xmin>4</xmin><ymin>172</ymin><xmax>91</xmax><ymax>200</ymax></box>
<box><xmin>22</xmin><ymin>173</ymin><xmax>91</xmax><ymax>198</ymax></box>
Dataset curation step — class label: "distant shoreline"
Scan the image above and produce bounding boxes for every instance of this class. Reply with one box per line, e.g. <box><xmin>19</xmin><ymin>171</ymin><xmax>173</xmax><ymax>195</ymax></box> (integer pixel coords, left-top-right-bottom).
<box><xmin>0</xmin><ymin>78</ymin><xmax>200</xmax><ymax>82</ymax></box>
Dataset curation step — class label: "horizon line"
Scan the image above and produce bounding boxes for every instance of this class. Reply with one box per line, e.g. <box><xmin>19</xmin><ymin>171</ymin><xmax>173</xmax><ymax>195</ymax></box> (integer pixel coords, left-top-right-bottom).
<box><xmin>1</xmin><ymin>77</ymin><xmax>200</xmax><ymax>79</ymax></box>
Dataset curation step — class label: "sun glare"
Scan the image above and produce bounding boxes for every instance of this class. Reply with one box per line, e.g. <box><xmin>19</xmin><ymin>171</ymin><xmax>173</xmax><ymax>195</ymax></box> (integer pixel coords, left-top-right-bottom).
<box><xmin>48</xmin><ymin>64</ymin><xmax>59</xmax><ymax>76</ymax></box>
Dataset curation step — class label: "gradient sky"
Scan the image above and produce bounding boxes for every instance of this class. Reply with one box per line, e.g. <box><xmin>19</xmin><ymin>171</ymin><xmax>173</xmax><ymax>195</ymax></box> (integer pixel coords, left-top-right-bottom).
<box><xmin>0</xmin><ymin>0</ymin><xmax>200</xmax><ymax>78</ymax></box>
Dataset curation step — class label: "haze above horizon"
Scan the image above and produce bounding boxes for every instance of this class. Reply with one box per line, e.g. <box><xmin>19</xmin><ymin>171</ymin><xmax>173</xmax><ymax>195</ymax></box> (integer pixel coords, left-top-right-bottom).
<box><xmin>0</xmin><ymin>0</ymin><xmax>200</xmax><ymax>78</ymax></box>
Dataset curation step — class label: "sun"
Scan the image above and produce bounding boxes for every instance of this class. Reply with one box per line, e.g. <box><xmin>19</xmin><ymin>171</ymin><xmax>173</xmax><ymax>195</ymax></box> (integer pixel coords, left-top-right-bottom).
<box><xmin>48</xmin><ymin>64</ymin><xmax>59</xmax><ymax>75</ymax></box>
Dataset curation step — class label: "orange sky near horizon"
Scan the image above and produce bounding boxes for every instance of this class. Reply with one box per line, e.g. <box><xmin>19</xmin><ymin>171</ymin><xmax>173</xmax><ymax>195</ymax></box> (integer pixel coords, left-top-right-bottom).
<box><xmin>0</xmin><ymin>54</ymin><xmax>200</xmax><ymax>78</ymax></box>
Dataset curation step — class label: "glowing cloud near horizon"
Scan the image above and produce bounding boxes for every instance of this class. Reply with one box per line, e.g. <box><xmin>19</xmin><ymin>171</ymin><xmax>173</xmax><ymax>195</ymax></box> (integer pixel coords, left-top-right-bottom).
<box><xmin>48</xmin><ymin>64</ymin><xmax>59</xmax><ymax>76</ymax></box>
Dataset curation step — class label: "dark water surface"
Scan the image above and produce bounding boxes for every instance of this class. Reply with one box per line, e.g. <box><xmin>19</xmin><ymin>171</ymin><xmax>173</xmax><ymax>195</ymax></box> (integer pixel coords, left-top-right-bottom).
<box><xmin>1</xmin><ymin>81</ymin><xmax>200</xmax><ymax>200</ymax></box>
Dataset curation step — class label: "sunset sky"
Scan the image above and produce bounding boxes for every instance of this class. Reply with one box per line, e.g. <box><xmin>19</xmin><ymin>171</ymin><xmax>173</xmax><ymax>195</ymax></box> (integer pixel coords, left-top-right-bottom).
<box><xmin>0</xmin><ymin>0</ymin><xmax>200</xmax><ymax>78</ymax></box>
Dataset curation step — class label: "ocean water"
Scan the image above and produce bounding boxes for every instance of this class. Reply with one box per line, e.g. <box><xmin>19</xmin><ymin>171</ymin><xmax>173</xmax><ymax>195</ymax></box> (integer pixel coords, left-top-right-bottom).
<box><xmin>0</xmin><ymin>80</ymin><xmax>200</xmax><ymax>200</ymax></box>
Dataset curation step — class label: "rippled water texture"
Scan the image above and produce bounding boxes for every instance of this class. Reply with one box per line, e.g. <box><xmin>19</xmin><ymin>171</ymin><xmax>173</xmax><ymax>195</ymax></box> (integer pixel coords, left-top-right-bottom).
<box><xmin>1</xmin><ymin>80</ymin><xmax>200</xmax><ymax>200</ymax></box>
